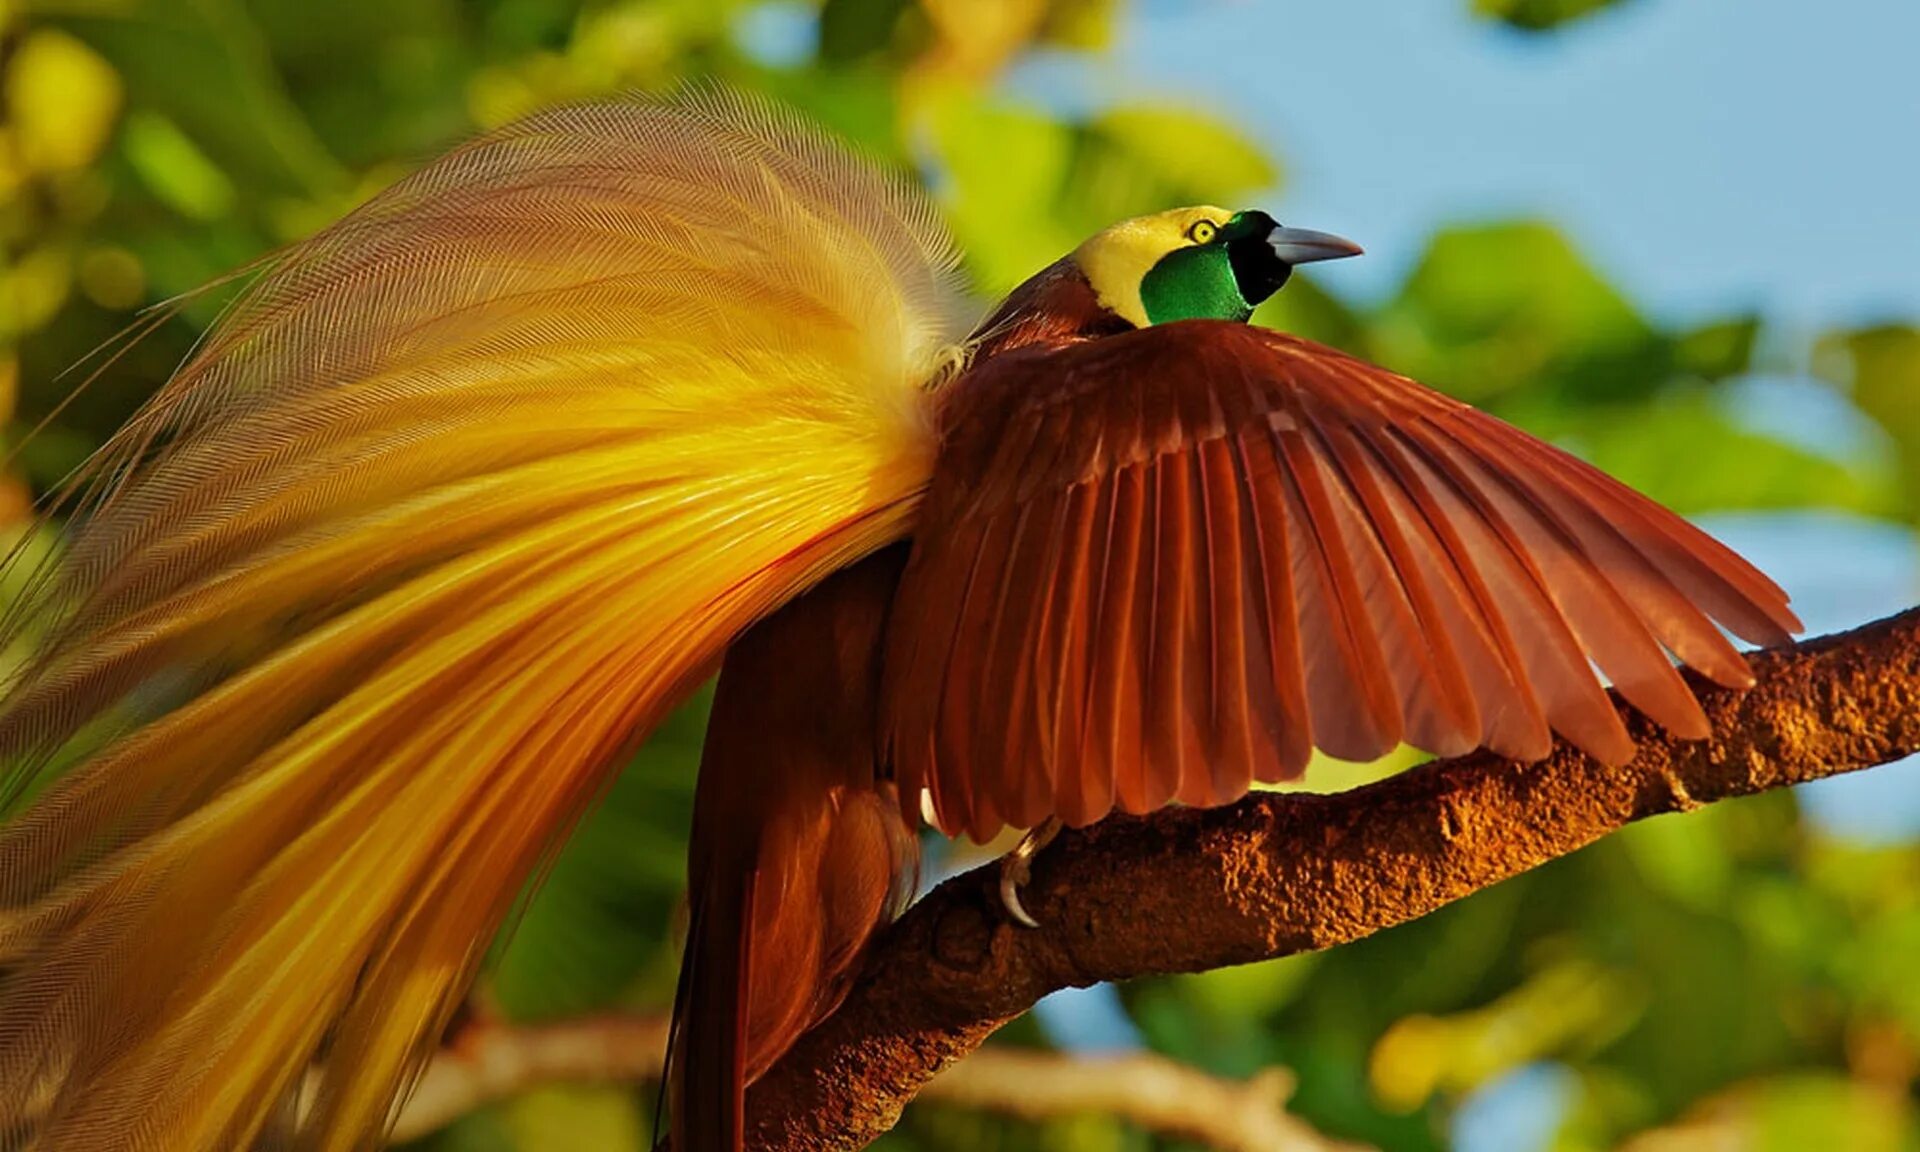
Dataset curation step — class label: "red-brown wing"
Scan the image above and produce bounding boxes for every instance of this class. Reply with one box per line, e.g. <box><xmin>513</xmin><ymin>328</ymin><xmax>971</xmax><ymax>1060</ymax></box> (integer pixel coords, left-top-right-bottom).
<box><xmin>882</xmin><ymin>321</ymin><xmax>1800</xmax><ymax>843</ymax></box>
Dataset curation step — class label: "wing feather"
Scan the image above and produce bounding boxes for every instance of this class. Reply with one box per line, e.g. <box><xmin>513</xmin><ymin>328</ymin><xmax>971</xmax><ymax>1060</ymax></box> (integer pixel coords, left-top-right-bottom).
<box><xmin>885</xmin><ymin>322</ymin><xmax>1799</xmax><ymax>840</ymax></box>
<box><xmin>998</xmin><ymin>492</ymin><xmax>1067</xmax><ymax>831</ymax></box>
<box><xmin>1230</xmin><ymin>432</ymin><xmax>1314</xmax><ymax>782</ymax></box>
<box><xmin>1494</xmin><ymin>426</ymin><xmax>1796</xmax><ymax>646</ymax></box>
<box><xmin>1315</xmin><ymin>418</ymin><xmax>1481</xmax><ymax>755</ymax></box>
<box><xmin>928</xmin><ymin>515</ymin><xmax>999</xmax><ymax>837</ymax></box>
<box><xmin>1300</xmin><ymin>413</ymin><xmax>1470</xmax><ymax>757</ymax></box>
<box><xmin>1143</xmin><ymin>454</ymin><xmax>1199</xmax><ymax>811</ymax></box>
<box><xmin>1042</xmin><ymin>481</ymin><xmax>1099</xmax><ymax>822</ymax></box>
<box><xmin>1362</xmin><ymin>424</ymin><xmax>1554</xmax><ymax>760</ymax></box>
<box><xmin>1429</xmin><ymin>420</ymin><xmax>1707</xmax><ymax>738</ymax></box>
<box><xmin>1488</xmin><ymin>428</ymin><xmax>1759</xmax><ymax>682</ymax></box>
<box><xmin>969</xmin><ymin>499</ymin><xmax>1031</xmax><ymax>835</ymax></box>
<box><xmin>1174</xmin><ymin>446</ymin><xmax>1219</xmax><ymax>808</ymax></box>
<box><xmin>1081</xmin><ymin>465</ymin><xmax>1147</xmax><ymax>822</ymax></box>
<box><xmin>1277</xmin><ymin>423</ymin><xmax>1403</xmax><ymax>762</ymax></box>
<box><xmin>1198</xmin><ymin>436</ymin><xmax>1258</xmax><ymax>803</ymax></box>
<box><xmin>1391</xmin><ymin>424</ymin><xmax>1636</xmax><ymax>765</ymax></box>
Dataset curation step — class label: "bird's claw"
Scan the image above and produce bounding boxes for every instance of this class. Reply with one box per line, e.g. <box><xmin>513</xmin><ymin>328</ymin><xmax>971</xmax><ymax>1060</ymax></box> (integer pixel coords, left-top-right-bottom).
<box><xmin>997</xmin><ymin>818</ymin><xmax>1061</xmax><ymax>929</ymax></box>
<box><xmin>999</xmin><ymin>855</ymin><xmax>1040</xmax><ymax>928</ymax></box>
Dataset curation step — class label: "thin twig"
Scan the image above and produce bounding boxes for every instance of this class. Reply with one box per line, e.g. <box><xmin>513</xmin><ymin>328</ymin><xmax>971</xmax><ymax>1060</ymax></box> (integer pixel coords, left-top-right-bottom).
<box><xmin>920</xmin><ymin>1048</ymin><xmax>1373</xmax><ymax>1152</ymax></box>
<box><xmin>393</xmin><ymin>1016</ymin><xmax>1364</xmax><ymax>1151</ymax></box>
<box><xmin>394</xmin><ymin>1016</ymin><xmax>671</xmax><ymax>1141</ymax></box>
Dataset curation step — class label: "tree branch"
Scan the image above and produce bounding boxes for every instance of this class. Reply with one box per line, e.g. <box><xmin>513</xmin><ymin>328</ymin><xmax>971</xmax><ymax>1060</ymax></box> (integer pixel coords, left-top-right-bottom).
<box><xmin>394</xmin><ymin>1015</ymin><xmax>670</xmax><ymax>1141</ymax></box>
<box><xmin>746</xmin><ymin>607</ymin><xmax>1920</xmax><ymax>1150</ymax></box>
<box><xmin>394</xmin><ymin>1016</ymin><xmax>1363</xmax><ymax>1152</ymax></box>
<box><xmin>918</xmin><ymin>1049</ymin><xmax>1373</xmax><ymax>1152</ymax></box>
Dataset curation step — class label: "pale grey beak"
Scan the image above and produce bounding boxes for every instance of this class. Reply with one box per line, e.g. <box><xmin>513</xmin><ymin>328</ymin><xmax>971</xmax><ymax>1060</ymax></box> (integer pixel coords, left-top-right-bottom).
<box><xmin>1268</xmin><ymin>226</ymin><xmax>1364</xmax><ymax>265</ymax></box>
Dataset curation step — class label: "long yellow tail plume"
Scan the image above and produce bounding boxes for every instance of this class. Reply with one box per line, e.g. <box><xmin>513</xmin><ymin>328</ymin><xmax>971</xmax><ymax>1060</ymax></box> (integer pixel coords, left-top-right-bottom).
<box><xmin>0</xmin><ymin>91</ymin><xmax>958</xmax><ymax>1149</ymax></box>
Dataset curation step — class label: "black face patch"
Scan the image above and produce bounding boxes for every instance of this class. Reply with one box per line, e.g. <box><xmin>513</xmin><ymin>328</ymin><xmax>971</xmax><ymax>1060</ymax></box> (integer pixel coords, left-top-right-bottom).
<box><xmin>1221</xmin><ymin>210</ymin><xmax>1292</xmax><ymax>307</ymax></box>
<box><xmin>1228</xmin><ymin>237</ymin><xmax>1292</xmax><ymax>304</ymax></box>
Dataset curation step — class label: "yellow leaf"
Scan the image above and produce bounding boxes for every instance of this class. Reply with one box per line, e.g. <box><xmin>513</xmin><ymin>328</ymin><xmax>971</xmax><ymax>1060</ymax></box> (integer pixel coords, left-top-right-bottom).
<box><xmin>1093</xmin><ymin>105</ymin><xmax>1279</xmax><ymax>200</ymax></box>
<box><xmin>1371</xmin><ymin>959</ymin><xmax>1642</xmax><ymax>1111</ymax></box>
<box><xmin>0</xmin><ymin>244</ymin><xmax>73</xmax><ymax>339</ymax></box>
<box><xmin>77</xmin><ymin>245</ymin><xmax>145</xmax><ymax>310</ymax></box>
<box><xmin>505</xmin><ymin>1086</ymin><xmax>648</xmax><ymax>1152</ymax></box>
<box><xmin>5</xmin><ymin>30</ymin><xmax>122</xmax><ymax>174</ymax></box>
<box><xmin>0</xmin><ymin>129</ymin><xmax>22</xmax><ymax>198</ymax></box>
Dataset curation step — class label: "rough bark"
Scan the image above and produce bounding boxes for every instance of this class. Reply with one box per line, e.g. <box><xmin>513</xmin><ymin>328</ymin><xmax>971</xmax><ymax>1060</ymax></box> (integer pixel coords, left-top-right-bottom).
<box><xmin>745</xmin><ymin>607</ymin><xmax>1920</xmax><ymax>1151</ymax></box>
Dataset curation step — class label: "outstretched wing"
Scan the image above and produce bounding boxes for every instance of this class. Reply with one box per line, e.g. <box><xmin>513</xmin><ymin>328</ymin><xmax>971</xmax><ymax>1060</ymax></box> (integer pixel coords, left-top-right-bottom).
<box><xmin>882</xmin><ymin>321</ymin><xmax>1799</xmax><ymax>842</ymax></box>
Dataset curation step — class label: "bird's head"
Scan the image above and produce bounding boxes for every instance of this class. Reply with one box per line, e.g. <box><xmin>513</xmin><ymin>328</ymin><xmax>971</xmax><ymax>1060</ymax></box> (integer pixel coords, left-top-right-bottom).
<box><xmin>1071</xmin><ymin>207</ymin><xmax>1362</xmax><ymax>328</ymax></box>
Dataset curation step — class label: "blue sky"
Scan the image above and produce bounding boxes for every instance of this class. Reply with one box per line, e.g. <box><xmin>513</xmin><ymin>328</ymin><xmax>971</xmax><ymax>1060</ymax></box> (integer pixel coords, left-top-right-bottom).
<box><xmin>1113</xmin><ymin>0</ymin><xmax>1920</xmax><ymax>328</ymax></box>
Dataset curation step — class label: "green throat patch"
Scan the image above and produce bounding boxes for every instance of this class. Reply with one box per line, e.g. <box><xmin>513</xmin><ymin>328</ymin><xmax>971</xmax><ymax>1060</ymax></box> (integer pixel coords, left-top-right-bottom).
<box><xmin>1139</xmin><ymin>243</ymin><xmax>1252</xmax><ymax>325</ymax></box>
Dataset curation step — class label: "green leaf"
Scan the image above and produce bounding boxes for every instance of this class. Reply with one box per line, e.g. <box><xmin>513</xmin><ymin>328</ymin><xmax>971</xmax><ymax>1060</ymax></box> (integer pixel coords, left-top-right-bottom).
<box><xmin>925</xmin><ymin>91</ymin><xmax>1080</xmax><ymax>296</ymax></box>
<box><xmin>1553</xmin><ymin>390</ymin><xmax>1897</xmax><ymax>518</ymax></box>
<box><xmin>1038</xmin><ymin>0</ymin><xmax>1121</xmax><ymax>52</ymax></box>
<box><xmin>1673</xmin><ymin>315</ymin><xmax>1762</xmax><ymax>381</ymax></box>
<box><xmin>1376</xmin><ymin>219</ymin><xmax>1658</xmax><ymax>405</ymax></box>
<box><xmin>1185</xmin><ymin>954</ymin><xmax>1324</xmax><ymax>1028</ymax></box>
<box><xmin>818</xmin><ymin>0</ymin><xmax>914</xmax><ymax>64</ymax></box>
<box><xmin>1054</xmin><ymin>105</ymin><xmax>1278</xmax><ymax>243</ymax></box>
<box><xmin>1087</xmin><ymin>105</ymin><xmax>1277</xmax><ymax>202</ymax></box>
<box><xmin>1471</xmin><ymin>0</ymin><xmax>1632</xmax><ymax>33</ymax></box>
<box><xmin>53</xmin><ymin>0</ymin><xmax>350</xmax><ymax>198</ymax></box>
<box><xmin>1817</xmin><ymin>324</ymin><xmax>1920</xmax><ymax>523</ymax></box>
<box><xmin>1745</xmin><ymin>1075</ymin><xmax>1912</xmax><ymax>1152</ymax></box>
<box><xmin>1617</xmin><ymin>808</ymin><xmax>1736</xmax><ymax>912</ymax></box>
<box><xmin>927</xmin><ymin>94</ymin><xmax>1282</xmax><ymax>301</ymax></box>
<box><xmin>122</xmin><ymin>111</ymin><xmax>237</xmax><ymax>221</ymax></box>
<box><xmin>505</xmin><ymin>1086</ymin><xmax>649</xmax><ymax>1152</ymax></box>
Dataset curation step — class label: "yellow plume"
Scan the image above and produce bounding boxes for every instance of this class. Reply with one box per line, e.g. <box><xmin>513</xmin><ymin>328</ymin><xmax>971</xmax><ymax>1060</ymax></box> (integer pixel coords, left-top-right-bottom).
<box><xmin>0</xmin><ymin>91</ymin><xmax>959</xmax><ymax>1149</ymax></box>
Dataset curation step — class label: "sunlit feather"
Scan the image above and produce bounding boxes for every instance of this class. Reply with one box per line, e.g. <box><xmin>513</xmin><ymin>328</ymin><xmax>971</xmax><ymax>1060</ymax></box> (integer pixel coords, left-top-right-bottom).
<box><xmin>0</xmin><ymin>90</ymin><xmax>958</xmax><ymax>1150</ymax></box>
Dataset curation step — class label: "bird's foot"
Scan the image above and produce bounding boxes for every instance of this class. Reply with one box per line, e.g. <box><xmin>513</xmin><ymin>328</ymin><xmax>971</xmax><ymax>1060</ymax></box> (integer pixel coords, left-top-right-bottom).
<box><xmin>998</xmin><ymin>817</ymin><xmax>1062</xmax><ymax>929</ymax></box>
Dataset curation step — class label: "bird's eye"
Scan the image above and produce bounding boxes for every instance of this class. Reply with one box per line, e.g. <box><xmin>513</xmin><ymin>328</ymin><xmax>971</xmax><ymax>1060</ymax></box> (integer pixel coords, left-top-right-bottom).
<box><xmin>1187</xmin><ymin>220</ymin><xmax>1219</xmax><ymax>245</ymax></box>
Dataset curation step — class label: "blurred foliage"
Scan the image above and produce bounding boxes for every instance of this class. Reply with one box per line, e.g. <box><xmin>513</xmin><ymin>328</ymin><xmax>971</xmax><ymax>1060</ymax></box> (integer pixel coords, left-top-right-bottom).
<box><xmin>0</xmin><ymin>0</ymin><xmax>1915</xmax><ymax>1150</ymax></box>
<box><xmin>1818</xmin><ymin>325</ymin><xmax>1920</xmax><ymax>522</ymax></box>
<box><xmin>1473</xmin><ymin>0</ymin><xmax>1634</xmax><ymax>33</ymax></box>
<box><xmin>1118</xmin><ymin>796</ymin><xmax>1920</xmax><ymax>1152</ymax></box>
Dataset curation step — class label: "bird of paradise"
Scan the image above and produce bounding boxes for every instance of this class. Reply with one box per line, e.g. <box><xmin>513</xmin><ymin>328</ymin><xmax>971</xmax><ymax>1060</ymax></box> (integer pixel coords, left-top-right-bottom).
<box><xmin>0</xmin><ymin>91</ymin><xmax>1797</xmax><ymax>1151</ymax></box>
